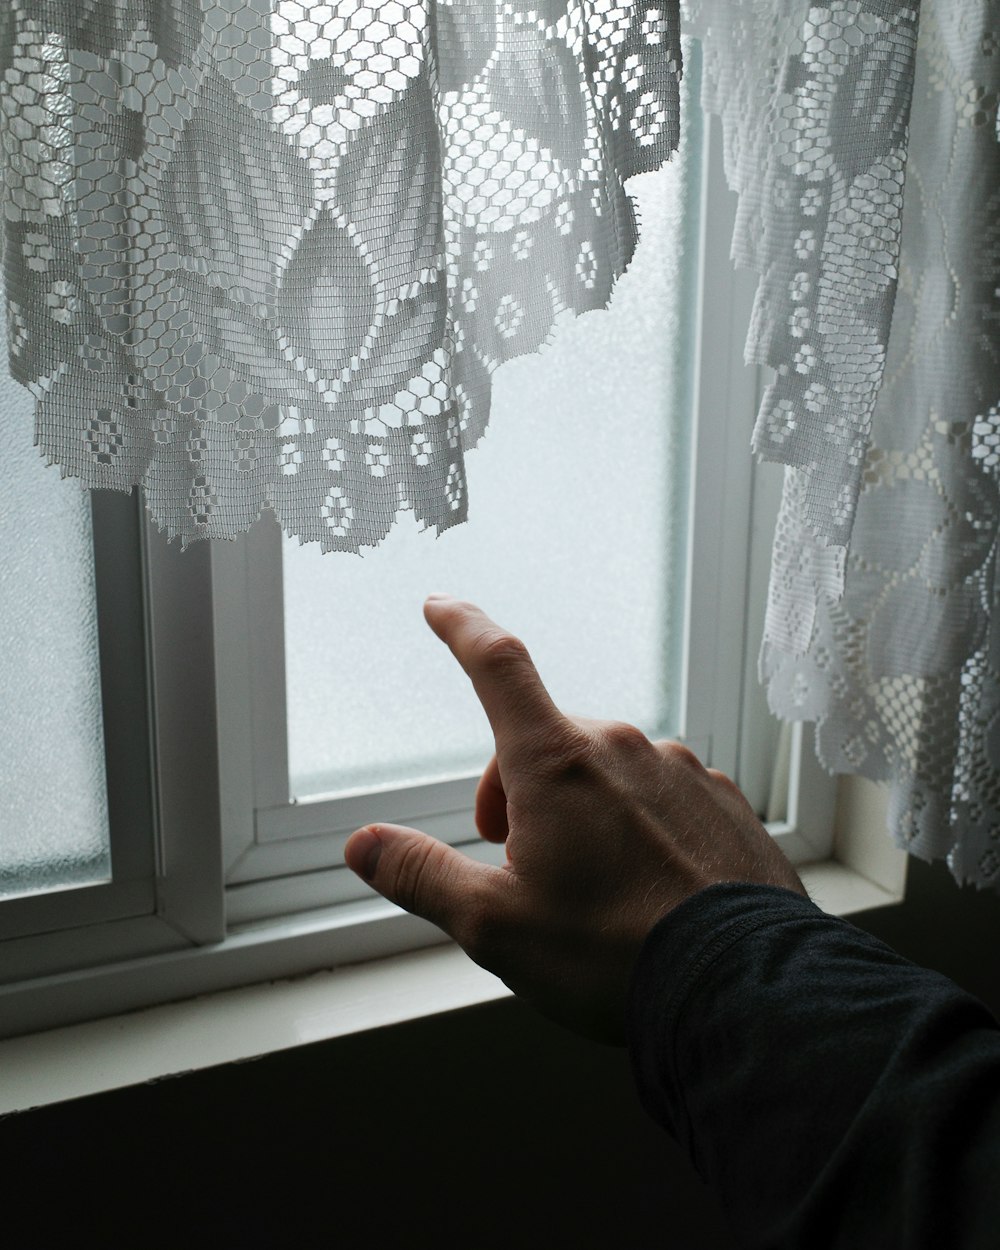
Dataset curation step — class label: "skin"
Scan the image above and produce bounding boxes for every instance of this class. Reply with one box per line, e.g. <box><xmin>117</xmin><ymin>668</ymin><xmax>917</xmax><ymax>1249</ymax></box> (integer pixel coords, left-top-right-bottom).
<box><xmin>344</xmin><ymin>594</ymin><xmax>807</xmax><ymax>1045</ymax></box>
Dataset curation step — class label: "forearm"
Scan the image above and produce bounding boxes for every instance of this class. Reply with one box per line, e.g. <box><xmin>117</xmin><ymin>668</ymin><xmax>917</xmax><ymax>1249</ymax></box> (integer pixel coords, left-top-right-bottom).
<box><xmin>628</xmin><ymin>884</ymin><xmax>1000</xmax><ymax>1249</ymax></box>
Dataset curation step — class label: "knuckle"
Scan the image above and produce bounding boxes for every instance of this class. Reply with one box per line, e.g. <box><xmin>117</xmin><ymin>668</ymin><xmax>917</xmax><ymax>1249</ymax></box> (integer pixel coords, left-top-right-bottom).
<box><xmin>707</xmin><ymin>766</ymin><xmax>745</xmax><ymax>795</ymax></box>
<box><xmin>392</xmin><ymin>835</ymin><xmax>439</xmax><ymax>914</ymax></box>
<box><xmin>661</xmin><ymin>740</ymin><xmax>706</xmax><ymax>771</ymax></box>
<box><xmin>602</xmin><ymin>720</ymin><xmax>650</xmax><ymax>752</ymax></box>
<box><xmin>537</xmin><ymin>724</ymin><xmax>597</xmax><ymax>781</ymax></box>
<box><xmin>477</xmin><ymin>630</ymin><xmax>531</xmax><ymax>672</ymax></box>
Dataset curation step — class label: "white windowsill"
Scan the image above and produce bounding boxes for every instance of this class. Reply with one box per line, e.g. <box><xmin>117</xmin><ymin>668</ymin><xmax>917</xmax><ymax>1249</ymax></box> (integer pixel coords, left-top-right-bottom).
<box><xmin>0</xmin><ymin>776</ymin><xmax>905</xmax><ymax>1118</ymax></box>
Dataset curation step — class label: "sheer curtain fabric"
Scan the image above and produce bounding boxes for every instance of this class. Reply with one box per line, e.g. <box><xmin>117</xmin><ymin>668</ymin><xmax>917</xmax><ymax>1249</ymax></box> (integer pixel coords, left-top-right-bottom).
<box><xmin>686</xmin><ymin>0</ymin><xmax>1000</xmax><ymax>888</ymax></box>
<box><xmin>1</xmin><ymin>0</ymin><xmax>680</xmax><ymax>548</ymax></box>
<box><xmin>4</xmin><ymin>1</ymin><xmax>1000</xmax><ymax>887</ymax></box>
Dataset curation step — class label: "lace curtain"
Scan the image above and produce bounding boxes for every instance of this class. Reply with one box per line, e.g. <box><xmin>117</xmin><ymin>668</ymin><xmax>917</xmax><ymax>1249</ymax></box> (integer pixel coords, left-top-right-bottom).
<box><xmin>1</xmin><ymin>0</ymin><xmax>681</xmax><ymax>547</ymax></box>
<box><xmin>685</xmin><ymin>0</ymin><xmax>1000</xmax><ymax>889</ymax></box>
<box><xmin>4</xmin><ymin>1</ymin><xmax>1000</xmax><ymax>888</ymax></box>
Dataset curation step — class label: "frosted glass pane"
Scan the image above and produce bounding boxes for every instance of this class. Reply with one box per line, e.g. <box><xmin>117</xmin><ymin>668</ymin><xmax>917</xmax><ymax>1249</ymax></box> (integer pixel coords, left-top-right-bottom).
<box><xmin>0</xmin><ymin>321</ymin><xmax>111</xmax><ymax>898</ymax></box>
<box><xmin>284</xmin><ymin>145</ymin><xmax>699</xmax><ymax>799</ymax></box>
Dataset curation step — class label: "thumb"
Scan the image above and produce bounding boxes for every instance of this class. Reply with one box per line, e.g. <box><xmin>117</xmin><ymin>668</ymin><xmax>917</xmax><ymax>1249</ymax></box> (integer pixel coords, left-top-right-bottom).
<box><xmin>344</xmin><ymin>822</ymin><xmax>503</xmax><ymax>943</ymax></box>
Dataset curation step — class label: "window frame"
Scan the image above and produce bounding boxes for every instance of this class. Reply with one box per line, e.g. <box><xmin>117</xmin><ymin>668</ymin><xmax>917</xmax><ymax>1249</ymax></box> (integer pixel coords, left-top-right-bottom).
<box><xmin>0</xmin><ymin>492</ymin><xmax>224</xmax><ymax>972</ymax></box>
<box><xmin>0</xmin><ymin>103</ymin><xmax>837</xmax><ymax>1041</ymax></box>
<box><xmin>0</xmin><ymin>491</ymin><xmax>155</xmax><ymax>941</ymax></box>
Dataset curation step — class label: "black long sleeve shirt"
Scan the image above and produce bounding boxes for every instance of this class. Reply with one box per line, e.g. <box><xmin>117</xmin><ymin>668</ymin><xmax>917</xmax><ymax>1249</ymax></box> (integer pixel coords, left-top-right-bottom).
<box><xmin>627</xmin><ymin>883</ymin><xmax>1000</xmax><ymax>1249</ymax></box>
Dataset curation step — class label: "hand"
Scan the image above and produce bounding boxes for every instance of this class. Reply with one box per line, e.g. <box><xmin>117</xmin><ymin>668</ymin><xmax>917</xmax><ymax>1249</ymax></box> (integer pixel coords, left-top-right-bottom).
<box><xmin>344</xmin><ymin>596</ymin><xmax>806</xmax><ymax>1044</ymax></box>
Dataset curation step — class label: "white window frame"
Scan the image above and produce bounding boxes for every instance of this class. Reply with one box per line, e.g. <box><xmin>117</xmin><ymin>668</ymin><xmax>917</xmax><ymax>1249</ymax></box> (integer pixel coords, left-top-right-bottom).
<box><xmin>0</xmin><ymin>491</ymin><xmax>224</xmax><ymax>965</ymax></box>
<box><xmin>0</xmin><ymin>97</ymin><xmax>839</xmax><ymax>1040</ymax></box>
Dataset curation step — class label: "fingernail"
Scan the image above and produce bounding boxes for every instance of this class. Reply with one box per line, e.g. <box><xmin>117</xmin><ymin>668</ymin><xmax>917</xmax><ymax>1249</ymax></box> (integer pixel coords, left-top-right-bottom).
<box><xmin>425</xmin><ymin>592</ymin><xmax>454</xmax><ymax>602</ymax></box>
<box><xmin>350</xmin><ymin>828</ymin><xmax>383</xmax><ymax>881</ymax></box>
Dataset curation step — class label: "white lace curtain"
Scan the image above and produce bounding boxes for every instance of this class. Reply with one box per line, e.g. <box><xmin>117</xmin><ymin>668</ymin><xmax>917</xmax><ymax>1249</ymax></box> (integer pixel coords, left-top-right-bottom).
<box><xmin>2</xmin><ymin>0</ymin><xmax>682</xmax><ymax>546</ymax></box>
<box><xmin>4</xmin><ymin>1</ymin><xmax>1000</xmax><ymax>889</ymax></box>
<box><xmin>687</xmin><ymin>0</ymin><xmax>1000</xmax><ymax>890</ymax></box>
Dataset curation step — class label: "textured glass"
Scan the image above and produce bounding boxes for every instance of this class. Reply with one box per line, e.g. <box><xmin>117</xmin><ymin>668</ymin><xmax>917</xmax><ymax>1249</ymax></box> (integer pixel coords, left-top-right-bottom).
<box><xmin>284</xmin><ymin>126</ymin><xmax>698</xmax><ymax>796</ymax></box>
<box><xmin>1</xmin><ymin>0</ymin><xmax>681</xmax><ymax>549</ymax></box>
<box><xmin>0</xmin><ymin>320</ymin><xmax>111</xmax><ymax>898</ymax></box>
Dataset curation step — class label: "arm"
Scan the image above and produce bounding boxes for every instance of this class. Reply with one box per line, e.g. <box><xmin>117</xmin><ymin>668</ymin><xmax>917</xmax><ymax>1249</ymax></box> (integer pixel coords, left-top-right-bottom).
<box><xmin>345</xmin><ymin>596</ymin><xmax>1000</xmax><ymax>1246</ymax></box>
<box><xmin>629</xmin><ymin>883</ymin><xmax>1000</xmax><ymax>1249</ymax></box>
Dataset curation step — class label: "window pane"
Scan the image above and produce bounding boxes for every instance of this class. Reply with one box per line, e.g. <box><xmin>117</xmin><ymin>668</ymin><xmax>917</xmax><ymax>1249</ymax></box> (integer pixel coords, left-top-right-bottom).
<box><xmin>0</xmin><ymin>323</ymin><xmax>111</xmax><ymax>898</ymax></box>
<box><xmin>284</xmin><ymin>46</ymin><xmax>701</xmax><ymax>801</ymax></box>
<box><xmin>283</xmin><ymin>116</ymin><xmax>701</xmax><ymax>799</ymax></box>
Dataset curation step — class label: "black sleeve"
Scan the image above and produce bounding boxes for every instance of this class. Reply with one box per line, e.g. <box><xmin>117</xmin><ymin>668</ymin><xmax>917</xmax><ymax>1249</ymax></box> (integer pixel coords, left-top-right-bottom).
<box><xmin>626</xmin><ymin>882</ymin><xmax>1000</xmax><ymax>1249</ymax></box>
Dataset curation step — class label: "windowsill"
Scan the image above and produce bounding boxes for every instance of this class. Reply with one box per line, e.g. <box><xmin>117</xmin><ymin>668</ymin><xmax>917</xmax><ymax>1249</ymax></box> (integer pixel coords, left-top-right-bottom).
<box><xmin>0</xmin><ymin>793</ymin><xmax>905</xmax><ymax>1117</ymax></box>
<box><xmin>0</xmin><ymin>938</ymin><xmax>500</xmax><ymax>1117</ymax></box>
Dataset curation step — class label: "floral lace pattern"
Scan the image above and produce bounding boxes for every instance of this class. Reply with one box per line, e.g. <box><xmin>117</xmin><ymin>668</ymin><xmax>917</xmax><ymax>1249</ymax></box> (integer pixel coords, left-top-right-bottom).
<box><xmin>686</xmin><ymin>0</ymin><xmax>921</xmax><ymax>651</ymax></box>
<box><xmin>6</xmin><ymin>1</ymin><xmax>1000</xmax><ymax>888</ymax></box>
<box><xmin>1</xmin><ymin>0</ymin><xmax>680</xmax><ymax>548</ymax></box>
<box><xmin>689</xmin><ymin>0</ymin><xmax>1000</xmax><ymax>887</ymax></box>
<box><xmin>767</xmin><ymin>2</ymin><xmax>1000</xmax><ymax>888</ymax></box>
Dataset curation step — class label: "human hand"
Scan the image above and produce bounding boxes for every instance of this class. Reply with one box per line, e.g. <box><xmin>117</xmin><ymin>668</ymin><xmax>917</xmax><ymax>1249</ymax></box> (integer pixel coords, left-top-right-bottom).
<box><xmin>344</xmin><ymin>596</ymin><xmax>807</xmax><ymax>1044</ymax></box>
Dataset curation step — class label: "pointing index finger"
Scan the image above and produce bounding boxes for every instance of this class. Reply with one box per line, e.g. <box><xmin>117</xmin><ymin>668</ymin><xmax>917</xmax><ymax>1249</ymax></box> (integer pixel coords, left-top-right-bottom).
<box><xmin>423</xmin><ymin>595</ymin><xmax>569</xmax><ymax>764</ymax></box>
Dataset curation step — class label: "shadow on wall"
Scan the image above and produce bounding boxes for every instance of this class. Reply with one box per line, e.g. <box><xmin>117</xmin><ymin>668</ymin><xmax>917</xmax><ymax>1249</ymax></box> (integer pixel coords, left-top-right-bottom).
<box><xmin>855</xmin><ymin>852</ymin><xmax>1000</xmax><ymax>1016</ymax></box>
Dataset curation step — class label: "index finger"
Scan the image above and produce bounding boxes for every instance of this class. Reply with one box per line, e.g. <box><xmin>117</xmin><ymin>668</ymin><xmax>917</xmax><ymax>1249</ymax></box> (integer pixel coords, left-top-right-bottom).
<box><xmin>423</xmin><ymin>595</ymin><xmax>570</xmax><ymax>764</ymax></box>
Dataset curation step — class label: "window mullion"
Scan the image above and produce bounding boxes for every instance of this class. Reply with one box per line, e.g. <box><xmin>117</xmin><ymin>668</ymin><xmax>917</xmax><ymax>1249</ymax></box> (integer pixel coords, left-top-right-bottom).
<box><xmin>91</xmin><ymin>489</ymin><xmax>158</xmax><ymax>883</ymax></box>
<box><xmin>243</xmin><ymin>513</ymin><xmax>292</xmax><ymax>812</ymax></box>
<box><xmin>212</xmin><ymin>514</ymin><xmax>297</xmax><ymax>886</ymax></box>
<box><xmin>144</xmin><ymin>516</ymin><xmax>225</xmax><ymax>942</ymax></box>
<box><xmin>679</xmin><ymin>111</ymin><xmax>760</xmax><ymax>776</ymax></box>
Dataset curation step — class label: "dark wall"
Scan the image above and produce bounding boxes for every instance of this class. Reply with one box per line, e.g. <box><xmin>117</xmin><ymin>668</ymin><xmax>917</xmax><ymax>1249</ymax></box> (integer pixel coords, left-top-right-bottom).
<box><xmin>2</xmin><ymin>993</ymin><xmax>732</xmax><ymax>1249</ymax></box>
<box><xmin>5</xmin><ymin>855</ymin><xmax>999</xmax><ymax>1250</ymax></box>
<box><xmin>854</xmin><ymin>854</ymin><xmax>1000</xmax><ymax>1015</ymax></box>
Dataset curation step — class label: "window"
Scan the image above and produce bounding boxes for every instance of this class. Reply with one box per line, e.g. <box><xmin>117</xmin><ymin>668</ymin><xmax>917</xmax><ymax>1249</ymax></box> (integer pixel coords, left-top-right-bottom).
<box><xmin>0</xmin><ymin>45</ymin><xmax>836</xmax><ymax>1039</ymax></box>
<box><xmin>1</xmin><ymin>403</ymin><xmax>110</xmax><ymax>900</ymax></box>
